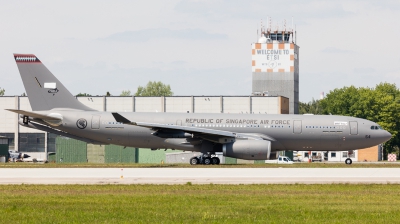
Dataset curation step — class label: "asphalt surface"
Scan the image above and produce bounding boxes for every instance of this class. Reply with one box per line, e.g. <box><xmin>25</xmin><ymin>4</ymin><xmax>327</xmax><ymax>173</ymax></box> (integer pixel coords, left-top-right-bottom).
<box><xmin>1</xmin><ymin>168</ymin><xmax>400</xmax><ymax>184</ymax></box>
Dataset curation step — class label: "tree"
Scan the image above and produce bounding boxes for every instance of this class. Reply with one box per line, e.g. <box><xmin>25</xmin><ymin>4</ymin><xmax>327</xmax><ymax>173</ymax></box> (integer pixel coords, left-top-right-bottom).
<box><xmin>135</xmin><ymin>81</ymin><xmax>173</xmax><ymax>96</ymax></box>
<box><xmin>106</xmin><ymin>91</ymin><xmax>111</xmax><ymax>96</ymax></box>
<box><xmin>299</xmin><ymin>98</ymin><xmax>323</xmax><ymax>115</ymax></box>
<box><xmin>0</xmin><ymin>87</ymin><xmax>5</xmax><ymax>96</ymax></box>
<box><xmin>120</xmin><ymin>90</ymin><xmax>131</xmax><ymax>96</ymax></box>
<box><xmin>76</xmin><ymin>93</ymin><xmax>91</xmax><ymax>97</ymax></box>
<box><xmin>320</xmin><ymin>83</ymin><xmax>400</xmax><ymax>158</ymax></box>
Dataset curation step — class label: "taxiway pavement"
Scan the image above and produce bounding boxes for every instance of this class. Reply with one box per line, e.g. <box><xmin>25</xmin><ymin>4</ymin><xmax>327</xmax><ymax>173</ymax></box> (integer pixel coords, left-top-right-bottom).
<box><xmin>1</xmin><ymin>168</ymin><xmax>400</xmax><ymax>184</ymax></box>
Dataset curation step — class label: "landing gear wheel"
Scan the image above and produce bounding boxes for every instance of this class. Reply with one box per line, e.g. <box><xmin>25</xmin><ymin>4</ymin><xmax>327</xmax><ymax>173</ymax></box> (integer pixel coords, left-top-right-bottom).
<box><xmin>211</xmin><ymin>157</ymin><xmax>220</xmax><ymax>165</ymax></box>
<box><xmin>203</xmin><ymin>158</ymin><xmax>211</xmax><ymax>165</ymax></box>
<box><xmin>190</xmin><ymin>157</ymin><xmax>199</xmax><ymax>165</ymax></box>
<box><xmin>345</xmin><ymin>158</ymin><xmax>352</xmax><ymax>165</ymax></box>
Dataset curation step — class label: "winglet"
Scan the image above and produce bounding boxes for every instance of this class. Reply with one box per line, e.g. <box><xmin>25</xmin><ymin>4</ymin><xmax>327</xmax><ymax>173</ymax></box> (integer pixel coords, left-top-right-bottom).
<box><xmin>112</xmin><ymin>113</ymin><xmax>136</xmax><ymax>125</ymax></box>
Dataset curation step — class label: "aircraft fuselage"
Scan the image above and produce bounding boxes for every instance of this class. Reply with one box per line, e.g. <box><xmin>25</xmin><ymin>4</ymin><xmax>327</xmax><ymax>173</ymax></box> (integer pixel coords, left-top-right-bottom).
<box><xmin>33</xmin><ymin>110</ymin><xmax>390</xmax><ymax>153</ymax></box>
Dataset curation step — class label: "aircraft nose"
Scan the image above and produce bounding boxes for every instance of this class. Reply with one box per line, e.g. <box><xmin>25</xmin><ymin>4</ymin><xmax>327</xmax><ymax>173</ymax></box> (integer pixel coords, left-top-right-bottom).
<box><xmin>383</xmin><ymin>131</ymin><xmax>392</xmax><ymax>142</ymax></box>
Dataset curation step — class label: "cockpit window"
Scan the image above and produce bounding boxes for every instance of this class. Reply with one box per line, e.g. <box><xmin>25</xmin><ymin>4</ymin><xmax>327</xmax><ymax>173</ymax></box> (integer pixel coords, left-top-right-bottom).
<box><xmin>370</xmin><ymin>125</ymin><xmax>383</xmax><ymax>130</ymax></box>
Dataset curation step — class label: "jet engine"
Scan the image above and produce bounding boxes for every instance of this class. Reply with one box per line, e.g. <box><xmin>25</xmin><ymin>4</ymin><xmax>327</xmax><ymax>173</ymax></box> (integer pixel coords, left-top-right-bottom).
<box><xmin>223</xmin><ymin>140</ymin><xmax>271</xmax><ymax>160</ymax></box>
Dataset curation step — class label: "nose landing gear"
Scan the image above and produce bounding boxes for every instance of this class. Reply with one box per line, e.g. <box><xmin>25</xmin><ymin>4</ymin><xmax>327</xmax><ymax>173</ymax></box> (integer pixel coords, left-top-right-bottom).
<box><xmin>189</xmin><ymin>153</ymin><xmax>220</xmax><ymax>165</ymax></box>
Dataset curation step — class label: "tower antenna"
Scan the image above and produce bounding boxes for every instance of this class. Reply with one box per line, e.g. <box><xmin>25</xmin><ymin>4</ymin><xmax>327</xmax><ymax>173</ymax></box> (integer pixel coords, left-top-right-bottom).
<box><xmin>269</xmin><ymin>17</ymin><xmax>272</xmax><ymax>32</ymax></box>
<box><xmin>292</xmin><ymin>17</ymin><xmax>294</xmax><ymax>43</ymax></box>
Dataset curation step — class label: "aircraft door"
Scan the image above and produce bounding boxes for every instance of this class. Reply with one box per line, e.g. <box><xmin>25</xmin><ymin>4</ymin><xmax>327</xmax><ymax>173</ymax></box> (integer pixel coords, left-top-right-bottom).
<box><xmin>293</xmin><ymin>120</ymin><xmax>302</xmax><ymax>134</ymax></box>
<box><xmin>91</xmin><ymin>115</ymin><xmax>100</xmax><ymax>129</ymax></box>
<box><xmin>350</xmin><ymin>121</ymin><xmax>358</xmax><ymax>135</ymax></box>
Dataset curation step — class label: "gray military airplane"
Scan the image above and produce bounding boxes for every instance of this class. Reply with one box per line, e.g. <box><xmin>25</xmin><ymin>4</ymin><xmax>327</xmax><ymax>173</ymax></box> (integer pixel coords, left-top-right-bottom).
<box><xmin>7</xmin><ymin>54</ymin><xmax>391</xmax><ymax>165</ymax></box>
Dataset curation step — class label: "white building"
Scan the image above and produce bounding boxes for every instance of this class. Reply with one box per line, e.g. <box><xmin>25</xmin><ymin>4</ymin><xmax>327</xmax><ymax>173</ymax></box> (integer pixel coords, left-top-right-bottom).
<box><xmin>0</xmin><ymin>95</ymin><xmax>288</xmax><ymax>160</ymax></box>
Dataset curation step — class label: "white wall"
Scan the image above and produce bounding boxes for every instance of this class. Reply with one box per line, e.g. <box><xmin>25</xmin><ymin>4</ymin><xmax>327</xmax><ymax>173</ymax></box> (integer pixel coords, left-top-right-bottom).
<box><xmin>78</xmin><ymin>97</ymin><xmax>104</xmax><ymax>111</ymax></box>
<box><xmin>0</xmin><ymin>97</ymin><xmax>16</xmax><ymax>133</ymax></box>
<box><xmin>252</xmin><ymin>97</ymin><xmax>279</xmax><ymax>114</ymax></box>
<box><xmin>105</xmin><ymin>97</ymin><xmax>133</xmax><ymax>112</ymax></box>
<box><xmin>165</xmin><ymin>97</ymin><xmax>191</xmax><ymax>113</ymax></box>
<box><xmin>135</xmin><ymin>97</ymin><xmax>162</xmax><ymax>112</ymax></box>
<box><xmin>223</xmin><ymin>97</ymin><xmax>250</xmax><ymax>114</ymax></box>
<box><xmin>194</xmin><ymin>97</ymin><xmax>221</xmax><ymax>113</ymax></box>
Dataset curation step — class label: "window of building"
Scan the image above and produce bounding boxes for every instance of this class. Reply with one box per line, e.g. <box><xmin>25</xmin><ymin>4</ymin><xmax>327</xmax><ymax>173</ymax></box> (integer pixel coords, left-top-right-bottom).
<box><xmin>18</xmin><ymin>133</ymin><xmax>45</xmax><ymax>152</ymax></box>
<box><xmin>342</xmin><ymin>152</ymin><xmax>348</xmax><ymax>158</ymax></box>
<box><xmin>304</xmin><ymin>152</ymin><xmax>309</xmax><ymax>157</ymax></box>
<box><xmin>331</xmin><ymin>152</ymin><xmax>336</xmax><ymax>158</ymax></box>
<box><xmin>0</xmin><ymin>133</ymin><xmax>15</xmax><ymax>150</ymax></box>
<box><xmin>47</xmin><ymin>133</ymin><xmax>58</xmax><ymax>153</ymax></box>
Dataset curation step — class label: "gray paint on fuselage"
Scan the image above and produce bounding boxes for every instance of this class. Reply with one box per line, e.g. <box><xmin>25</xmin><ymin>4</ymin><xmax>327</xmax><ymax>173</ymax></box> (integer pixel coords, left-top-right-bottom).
<box><xmin>40</xmin><ymin>110</ymin><xmax>390</xmax><ymax>152</ymax></box>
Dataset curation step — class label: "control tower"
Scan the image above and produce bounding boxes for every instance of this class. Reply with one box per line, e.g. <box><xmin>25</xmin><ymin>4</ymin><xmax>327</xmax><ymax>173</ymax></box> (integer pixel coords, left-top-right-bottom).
<box><xmin>252</xmin><ymin>19</ymin><xmax>299</xmax><ymax>114</ymax></box>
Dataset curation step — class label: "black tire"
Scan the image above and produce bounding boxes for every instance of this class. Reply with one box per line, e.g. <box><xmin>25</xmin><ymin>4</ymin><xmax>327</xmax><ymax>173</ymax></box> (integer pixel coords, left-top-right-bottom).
<box><xmin>204</xmin><ymin>158</ymin><xmax>211</xmax><ymax>165</ymax></box>
<box><xmin>211</xmin><ymin>157</ymin><xmax>220</xmax><ymax>165</ymax></box>
<box><xmin>190</xmin><ymin>157</ymin><xmax>199</xmax><ymax>165</ymax></box>
<box><xmin>345</xmin><ymin>158</ymin><xmax>352</xmax><ymax>165</ymax></box>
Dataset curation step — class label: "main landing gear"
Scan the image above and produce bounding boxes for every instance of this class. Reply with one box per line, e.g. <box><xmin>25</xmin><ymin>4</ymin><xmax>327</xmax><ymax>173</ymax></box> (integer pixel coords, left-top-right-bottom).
<box><xmin>345</xmin><ymin>158</ymin><xmax>352</xmax><ymax>165</ymax></box>
<box><xmin>190</xmin><ymin>153</ymin><xmax>220</xmax><ymax>165</ymax></box>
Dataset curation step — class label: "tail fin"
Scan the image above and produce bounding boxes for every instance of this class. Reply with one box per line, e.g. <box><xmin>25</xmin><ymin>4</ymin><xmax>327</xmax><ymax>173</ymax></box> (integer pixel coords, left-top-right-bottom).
<box><xmin>14</xmin><ymin>54</ymin><xmax>95</xmax><ymax>111</ymax></box>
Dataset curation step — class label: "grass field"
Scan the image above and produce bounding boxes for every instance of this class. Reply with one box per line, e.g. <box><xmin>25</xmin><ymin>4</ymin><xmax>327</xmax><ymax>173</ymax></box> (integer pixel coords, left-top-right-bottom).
<box><xmin>1</xmin><ymin>161</ymin><xmax>400</xmax><ymax>168</ymax></box>
<box><xmin>1</xmin><ymin>184</ymin><xmax>399</xmax><ymax>223</ymax></box>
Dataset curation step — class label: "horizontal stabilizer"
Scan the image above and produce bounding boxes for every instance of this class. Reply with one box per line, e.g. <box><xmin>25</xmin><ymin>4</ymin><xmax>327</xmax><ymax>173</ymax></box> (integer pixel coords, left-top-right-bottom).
<box><xmin>6</xmin><ymin>109</ymin><xmax>62</xmax><ymax>121</ymax></box>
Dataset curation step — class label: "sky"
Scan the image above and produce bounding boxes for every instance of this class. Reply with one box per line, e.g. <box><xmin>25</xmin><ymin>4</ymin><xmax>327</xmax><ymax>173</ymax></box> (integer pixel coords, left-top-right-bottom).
<box><xmin>0</xmin><ymin>0</ymin><xmax>399</xmax><ymax>102</ymax></box>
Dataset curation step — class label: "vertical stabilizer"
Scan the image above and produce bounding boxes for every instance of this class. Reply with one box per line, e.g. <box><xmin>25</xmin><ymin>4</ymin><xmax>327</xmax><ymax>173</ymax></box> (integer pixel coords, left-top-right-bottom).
<box><xmin>14</xmin><ymin>54</ymin><xmax>95</xmax><ymax>111</ymax></box>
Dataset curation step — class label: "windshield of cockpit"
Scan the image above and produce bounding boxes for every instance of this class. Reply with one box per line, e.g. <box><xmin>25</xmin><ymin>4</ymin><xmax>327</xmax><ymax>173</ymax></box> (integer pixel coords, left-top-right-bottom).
<box><xmin>370</xmin><ymin>125</ymin><xmax>383</xmax><ymax>130</ymax></box>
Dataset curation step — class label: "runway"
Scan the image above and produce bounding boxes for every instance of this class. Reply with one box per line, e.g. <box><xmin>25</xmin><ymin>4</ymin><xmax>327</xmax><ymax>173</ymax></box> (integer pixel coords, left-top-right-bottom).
<box><xmin>1</xmin><ymin>168</ymin><xmax>400</xmax><ymax>184</ymax></box>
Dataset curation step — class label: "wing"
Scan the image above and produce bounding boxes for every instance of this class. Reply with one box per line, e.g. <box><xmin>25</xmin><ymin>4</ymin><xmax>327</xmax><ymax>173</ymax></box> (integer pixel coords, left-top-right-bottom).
<box><xmin>112</xmin><ymin>113</ymin><xmax>275</xmax><ymax>143</ymax></box>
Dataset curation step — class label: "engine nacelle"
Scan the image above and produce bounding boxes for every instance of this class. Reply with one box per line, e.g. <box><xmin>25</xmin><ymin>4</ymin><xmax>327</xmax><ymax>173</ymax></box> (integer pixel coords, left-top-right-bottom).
<box><xmin>223</xmin><ymin>140</ymin><xmax>271</xmax><ymax>160</ymax></box>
